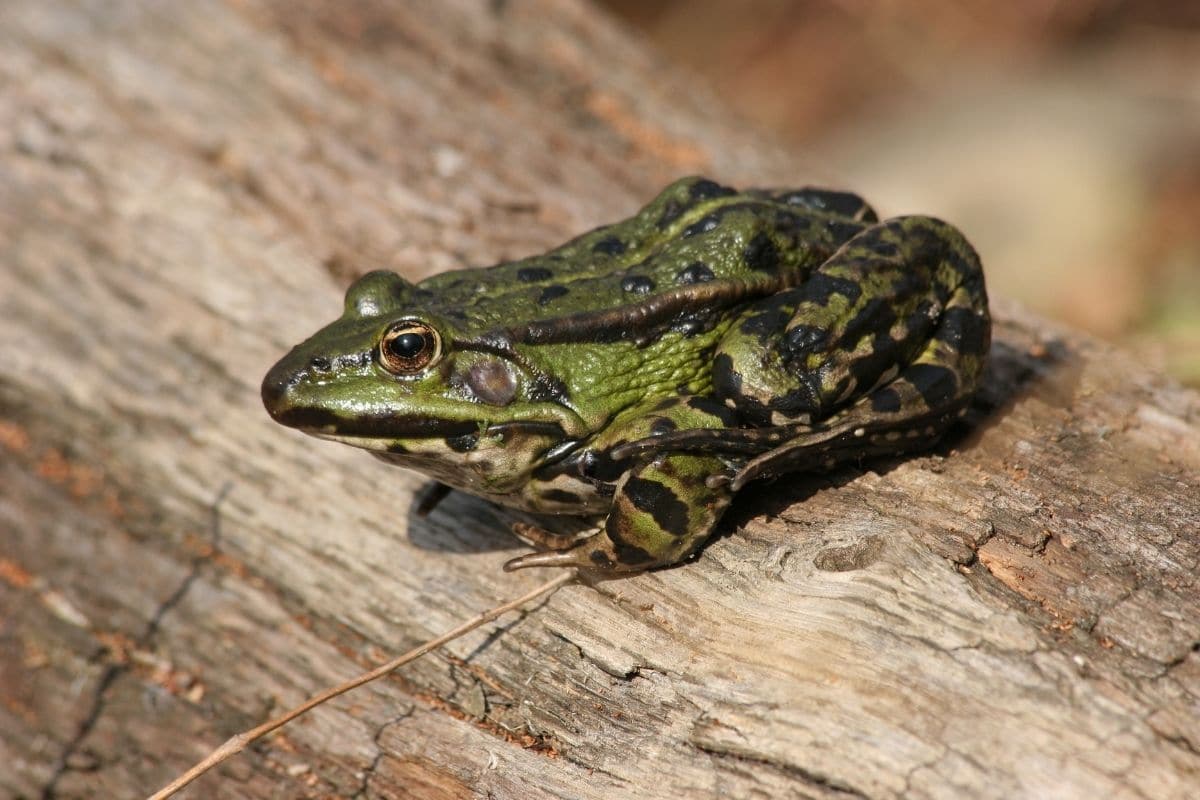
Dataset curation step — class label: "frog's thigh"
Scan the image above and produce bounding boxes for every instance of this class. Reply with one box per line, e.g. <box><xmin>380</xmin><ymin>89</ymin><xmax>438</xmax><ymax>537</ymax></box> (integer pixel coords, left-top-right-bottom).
<box><xmin>716</xmin><ymin>215</ymin><xmax>985</xmax><ymax>424</ymax></box>
<box><xmin>732</xmin><ymin>302</ymin><xmax>990</xmax><ymax>488</ymax></box>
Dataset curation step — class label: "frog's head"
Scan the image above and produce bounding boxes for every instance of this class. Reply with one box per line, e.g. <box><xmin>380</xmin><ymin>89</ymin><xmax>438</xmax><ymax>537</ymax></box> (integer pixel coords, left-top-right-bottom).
<box><xmin>262</xmin><ymin>271</ymin><xmax>585</xmax><ymax>492</ymax></box>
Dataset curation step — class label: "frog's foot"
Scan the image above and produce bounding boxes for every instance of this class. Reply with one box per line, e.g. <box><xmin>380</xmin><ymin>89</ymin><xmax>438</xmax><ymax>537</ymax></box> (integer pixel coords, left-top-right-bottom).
<box><xmin>503</xmin><ymin>519</ymin><xmax>653</xmax><ymax>572</ymax></box>
<box><xmin>505</xmin><ymin>523</ymin><xmax>623</xmax><ymax>572</ymax></box>
<box><xmin>502</xmin><ymin>529</ymin><xmax>660</xmax><ymax>573</ymax></box>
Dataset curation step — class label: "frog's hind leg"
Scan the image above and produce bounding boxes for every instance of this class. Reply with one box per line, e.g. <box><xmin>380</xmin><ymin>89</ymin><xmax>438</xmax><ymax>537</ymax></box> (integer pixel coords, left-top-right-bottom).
<box><xmin>730</xmin><ymin>339</ymin><xmax>982</xmax><ymax>490</ymax></box>
<box><xmin>716</xmin><ymin>215</ymin><xmax>988</xmax><ymax>427</ymax></box>
<box><xmin>721</xmin><ymin>215</ymin><xmax>991</xmax><ymax>489</ymax></box>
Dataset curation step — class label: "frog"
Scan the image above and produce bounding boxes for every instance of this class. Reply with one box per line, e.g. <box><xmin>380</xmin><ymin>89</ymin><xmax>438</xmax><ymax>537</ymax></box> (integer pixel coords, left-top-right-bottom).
<box><xmin>262</xmin><ymin>177</ymin><xmax>990</xmax><ymax>573</ymax></box>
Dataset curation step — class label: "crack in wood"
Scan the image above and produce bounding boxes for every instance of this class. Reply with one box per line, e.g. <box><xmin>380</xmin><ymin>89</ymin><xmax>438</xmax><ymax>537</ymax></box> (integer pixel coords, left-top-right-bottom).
<box><xmin>352</xmin><ymin>707</ymin><xmax>416</xmax><ymax>800</ymax></box>
<box><xmin>689</xmin><ymin>737</ymin><xmax>870</xmax><ymax>799</ymax></box>
<box><xmin>39</xmin><ymin>483</ymin><xmax>231</xmax><ymax>799</ymax></box>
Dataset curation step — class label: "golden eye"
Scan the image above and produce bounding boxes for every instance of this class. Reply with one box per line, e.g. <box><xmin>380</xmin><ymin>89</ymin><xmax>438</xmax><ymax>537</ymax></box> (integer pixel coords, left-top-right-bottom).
<box><xmin>378</xmin><ymin>321</ymin><xmax>441</xmax><ymax>374</ymax></box>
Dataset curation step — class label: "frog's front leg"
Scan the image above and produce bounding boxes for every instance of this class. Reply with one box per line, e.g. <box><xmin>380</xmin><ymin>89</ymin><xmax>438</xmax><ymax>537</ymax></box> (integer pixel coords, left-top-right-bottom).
<box><xmin>504</xmin><ymin>399</ymin><xmax>736</xmax><ymax>573</ymax></box>
<box><xmin>503</xmin><ymin>451</ymin><xmax>733</xmax><ymax>572</ymax></box>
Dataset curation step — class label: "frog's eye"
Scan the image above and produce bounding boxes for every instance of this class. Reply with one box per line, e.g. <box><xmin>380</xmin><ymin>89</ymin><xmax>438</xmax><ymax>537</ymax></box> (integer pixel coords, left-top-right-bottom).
<box><xmin>378</xmin><ymin>321</ymin><xmax>442</xmax><ymax>374</ymax></box>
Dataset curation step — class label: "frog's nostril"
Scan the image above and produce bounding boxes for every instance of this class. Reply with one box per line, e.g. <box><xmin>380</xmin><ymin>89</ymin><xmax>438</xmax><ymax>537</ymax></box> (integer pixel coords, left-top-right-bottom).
<box><xmin>309</xmin><ymin>356</ymin><xmax>332</xmax><ymax>372</ymax></box>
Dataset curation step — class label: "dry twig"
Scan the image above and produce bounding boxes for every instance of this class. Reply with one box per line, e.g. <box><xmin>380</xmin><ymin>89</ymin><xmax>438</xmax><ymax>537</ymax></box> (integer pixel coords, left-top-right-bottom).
<box><xmin>147</xmin><ymin>570</ymin><xmax>578</xmax><ymax>800</ymax></box>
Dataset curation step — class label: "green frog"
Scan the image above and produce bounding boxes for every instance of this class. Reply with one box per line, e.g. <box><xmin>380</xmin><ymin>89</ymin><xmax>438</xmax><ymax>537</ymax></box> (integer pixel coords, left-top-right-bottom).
<box><xmin>262</xmin><ymin>177</ymin><xmax>989</xmax><ymax>573</ymax></box>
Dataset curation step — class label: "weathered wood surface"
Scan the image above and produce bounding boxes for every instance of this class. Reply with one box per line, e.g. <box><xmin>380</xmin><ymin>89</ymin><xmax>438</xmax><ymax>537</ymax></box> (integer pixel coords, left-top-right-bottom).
<box><xmin>2</xmin><ymin>2</ymin><xmax>1199</xmax><ymax>798</ymax></box>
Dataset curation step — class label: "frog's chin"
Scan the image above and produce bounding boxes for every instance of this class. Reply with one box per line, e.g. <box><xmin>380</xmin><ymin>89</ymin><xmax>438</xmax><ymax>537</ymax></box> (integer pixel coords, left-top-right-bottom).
<box><xmin>307</xmin><ymin>431</ymin><xmax>392</xmax><ymax>450</ymax></box>
<box><xmin>304</xmin><ymin>430</ymin><xmax>449</xmax><ymax>455</ymax></box>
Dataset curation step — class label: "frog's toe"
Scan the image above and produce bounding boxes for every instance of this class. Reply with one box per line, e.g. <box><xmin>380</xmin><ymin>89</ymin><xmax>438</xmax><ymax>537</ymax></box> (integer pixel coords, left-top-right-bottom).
<box><xmin>510</xmin><ymin>522</ymin><xmax>581</xmax><ymax>551</ymax></box>
<box><xmin>503</xmin><ymin>549</ymin><xmax>600</xmax><ymax>572</ymax></box>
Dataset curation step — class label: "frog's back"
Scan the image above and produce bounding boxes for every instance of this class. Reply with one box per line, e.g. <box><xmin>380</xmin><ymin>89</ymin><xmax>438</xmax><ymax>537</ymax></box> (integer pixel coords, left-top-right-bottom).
<box><xmin>416</xmin><ymin>177</ymin><xmax>876</xmax><ymax>335</ymax></box>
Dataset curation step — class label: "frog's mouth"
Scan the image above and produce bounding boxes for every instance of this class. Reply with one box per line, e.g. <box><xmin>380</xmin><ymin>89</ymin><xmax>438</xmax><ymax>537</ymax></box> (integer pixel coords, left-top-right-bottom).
<box><xmin>266</xmin><ymin>401</ymin><xmax>480</xmax><ymax>439</ymax></box>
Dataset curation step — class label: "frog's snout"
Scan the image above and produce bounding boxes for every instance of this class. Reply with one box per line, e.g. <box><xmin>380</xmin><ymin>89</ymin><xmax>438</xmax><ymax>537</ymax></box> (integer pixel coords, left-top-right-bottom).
<box><xmin>261</xmin><ymin>350</ymin><xmax>307</xmax><ymax>425</ymax></box>
<box><xmin>261</xmin><ymin>345</ymin><xmax>358</xmax><ymax>434</ymax></box>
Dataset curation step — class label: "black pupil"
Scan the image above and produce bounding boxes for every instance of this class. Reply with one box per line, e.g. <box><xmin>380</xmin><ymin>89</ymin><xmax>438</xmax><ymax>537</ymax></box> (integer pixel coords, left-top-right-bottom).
<box><xmin>389</xmin><ymin>331</ymin><xmax>426</xmax><ymax>360</ymax></box>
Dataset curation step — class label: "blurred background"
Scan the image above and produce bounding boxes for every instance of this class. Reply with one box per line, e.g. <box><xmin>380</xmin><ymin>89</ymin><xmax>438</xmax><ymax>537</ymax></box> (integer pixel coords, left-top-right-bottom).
<box><xmin>601</xmin><ymin>0</ymin><xmax>1200</xmax><ymax>386</ymax></box>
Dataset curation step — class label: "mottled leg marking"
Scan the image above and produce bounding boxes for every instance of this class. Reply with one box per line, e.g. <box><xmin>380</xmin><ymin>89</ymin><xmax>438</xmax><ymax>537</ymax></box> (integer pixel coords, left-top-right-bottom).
<box><xmin>730</xmin><ymin>338</ymin><xmax>978</xmax><ymax>489</ymax></box>
<box><xmin>716</xmin><ymin>215</ymin><xmax>987</xmax><ymax>427</ymax></box>
<box><xmin>729</xmin><ymin>217</ymin><xmax>990</xmax><ymax>488</ymax></box>
<box><xmin>505</xmin><ymin>397</ymin><xmax>737</xmax><ymax>573</ymax></box>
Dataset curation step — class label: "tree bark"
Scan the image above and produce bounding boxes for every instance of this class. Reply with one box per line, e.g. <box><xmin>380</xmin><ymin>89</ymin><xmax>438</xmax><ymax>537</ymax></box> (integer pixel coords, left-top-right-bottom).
<box><xmin>2</xmin><ymin>1</ymin><xmax>1198</xmax><ymax>798</ymax></box>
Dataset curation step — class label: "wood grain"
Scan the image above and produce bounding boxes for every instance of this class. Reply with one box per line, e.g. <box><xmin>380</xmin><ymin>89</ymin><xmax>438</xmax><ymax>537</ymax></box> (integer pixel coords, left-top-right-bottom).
<box><xmin>2</xmin><ymin>2</ymin><xmax>1197</xmax><ymax>798</ymax></box>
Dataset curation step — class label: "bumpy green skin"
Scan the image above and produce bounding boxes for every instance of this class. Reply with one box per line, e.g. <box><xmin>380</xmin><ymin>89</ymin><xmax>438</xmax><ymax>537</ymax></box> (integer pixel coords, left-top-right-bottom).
<box><xmin>262</xmin><ymin>177</ymin><xmax>990</xmax><ymax>573</ymax></box>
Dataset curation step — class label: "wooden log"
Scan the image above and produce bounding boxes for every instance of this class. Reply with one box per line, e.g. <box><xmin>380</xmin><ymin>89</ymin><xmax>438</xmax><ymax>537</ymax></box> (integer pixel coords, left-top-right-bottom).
<box><xmin>1</xmin><ymin>1</ymin><xmax>1197</xmax><ymax>798</ymax></box>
